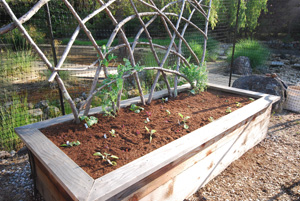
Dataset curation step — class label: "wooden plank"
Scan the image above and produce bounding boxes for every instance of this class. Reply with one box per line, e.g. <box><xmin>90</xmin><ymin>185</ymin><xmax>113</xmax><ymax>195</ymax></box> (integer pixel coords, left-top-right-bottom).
<box><xmin>14</xmin><ymin>128</ymin><xmax>94</xmax><ymax>201</ymax></box>
<box><xmin>136</xmin><ymin>105</ymin><xmax>272</xmax><ymax>201</ymax></box>
<box><xmin>87</xmin><ymin>95</ymin><xmax>275</xmax><ymax>201</ymax></box>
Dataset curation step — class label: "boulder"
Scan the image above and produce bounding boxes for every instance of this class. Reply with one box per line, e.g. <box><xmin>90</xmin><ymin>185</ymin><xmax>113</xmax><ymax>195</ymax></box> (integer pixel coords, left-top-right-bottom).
<box><xmin>232</xmin><ymin>75</ymin><xmax>286</xmax><ymax>112</ymax></box>
<box><xmin>28</xmin><ymin>108</ymin><xmax>43</xmax><ymax>120</ymax></box>
<box><xmin>34</xmin><ymin>100</ymin><xmax>49</xmax><ymax>109</ymax></box>
<box><xmin>232</xmin><ymin>56</ymin><xmax>252</xmax><ymax>75</ymax></box>
<box><xmin>45</xmin><ymin>106</ymin><xmax>61</xmax><ymax>119</ymax></box>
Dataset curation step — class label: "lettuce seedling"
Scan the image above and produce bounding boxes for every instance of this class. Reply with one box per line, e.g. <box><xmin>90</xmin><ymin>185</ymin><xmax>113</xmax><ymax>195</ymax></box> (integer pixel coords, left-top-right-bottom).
<box><xmin>236</xmin><ymin>102</ymin><xmax>242</xmax><ymax>107</ymax></box>
<box><xmin>208</xmin><ymin>116</ymin><xmax>214</xmax><ymax>122</ymax></box>
<box><xmin>145</xmin><ymin>126</ymin><xmax>156</xmax><ymax>143</ymax></box>
<box><xmin>93</xmin><ymin>152</ymin><xmax>119</xmax><ymax>166</ymax></box>
<box><xmin>79</xmin><ymin>115</ymin><xmax>98</xmax><ymax>127</ymax></box>
<box><xmin>130</xmin><ymin>104</ymin><xmax>144</xmax><ymax>113</ymax></box>
<box><xmin>109</xmin><ymin>129</ymin><xmax>116</xmax><ymax>137</ymax></box>
<box><xmin>226</xmin><ymin>107</ymin><xmax>232</xmax><ymax>113</ymax></box>
<box><xmin>166</xmin><ymin>110</ymin><xmax>171</xmax><ymax>116</ymax></box>
<box><xmin>60</xmin><ymin>140</ymin><xmax>80</xmax><ymax>147</ymax></box>
<box><xmin>178</xmin><ymin>113</ymin><xmax>190</xmax><ymax>129</ymax></box>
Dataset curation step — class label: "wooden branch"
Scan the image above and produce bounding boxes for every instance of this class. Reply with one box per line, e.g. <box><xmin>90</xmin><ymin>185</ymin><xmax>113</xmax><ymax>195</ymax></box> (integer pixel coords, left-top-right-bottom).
<box><xmin>137</xmin><ymin>0</ymin><xmax>202</xmax><ymax>64</ymax></box>
<box><xmin>0</xmin><ymin>0</ymin><xmax>50</xmax><ymax>35</ymax></box>
<box><xmin>54</xmin><ymin>59</ymin><xmax>99</xmax><ymax>71</ymax></box>
<box><xmin>161</xmin><ymin>71</ymin><xmax>172</xmax><ymax>97</ymax></box>
<box><xmin>98</xmin><ymin>0</ymin><xmax>145</xmax><ymax>106</ymax></box>
<box><xmin>108</xmin><ymin>42</ymin><xmax>190</xmax><ymax>67</ymax></box>
<box><xmin>56</xmin><ymin>76</ymin><xmax>80</xmax><ymax>123</ymax></box>
<box><xmin>201</xmin><ymin>0</ymin><xmax>212</xmax><ymax>64</ymax></box>
<box><xmin>147</xmin><ymin>0</ymin><xmax>186</xmax><ymax>104</ymax></box>
<box><xmin>84</xmin><ymin>63</ymin><xmax>102</xmax><ymax>116</ymax></box>
<box><xmin>48</xmin><ymin>0</ymin><xmax>116</xmax><ymax>82</ymax></box>
<box><xmin>131</xmin><ymin>1</ymin><xmax>178</xmax><ymax>51</ymax></box>
<box><xmin>174</xmin><ymin>0</ymin><xmax>202</xmax><ymax>97</ymax></box>
<box><xmin>190</xmin><ymin>0</ymin><xmax>207</xmax><ymax>17</ymax></box>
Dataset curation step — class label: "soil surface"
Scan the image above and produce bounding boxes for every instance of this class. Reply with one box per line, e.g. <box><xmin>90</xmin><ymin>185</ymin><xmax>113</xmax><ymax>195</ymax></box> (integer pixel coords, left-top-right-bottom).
<box><xmin>41</xmin><ymin>89</ymin><xmax>252</xmax><ymax>179</ymax></box>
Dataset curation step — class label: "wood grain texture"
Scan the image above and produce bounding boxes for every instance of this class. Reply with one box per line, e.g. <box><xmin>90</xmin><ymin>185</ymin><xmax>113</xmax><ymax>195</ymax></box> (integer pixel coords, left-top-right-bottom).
<box><xmin>15</xmin><ymin>84</ymin><xmax>279</xmax><ymax>201</ymax></box>
<box><xmin>14</xmin><ymin>128</ymin><xmax>94</xmax><ymax>201</ymax></box>
<box><xmin>87</xmin><ymin>97</ymin><xmax>276</xmax><ymax>200</ymax></box>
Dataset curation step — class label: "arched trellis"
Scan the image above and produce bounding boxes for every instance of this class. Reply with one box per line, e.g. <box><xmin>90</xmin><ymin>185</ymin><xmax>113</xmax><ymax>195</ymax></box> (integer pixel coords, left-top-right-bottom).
<box><xmin>0</xmin><ymin>0</ymin><xmax>212</xmax><ymax>123</ymax></box>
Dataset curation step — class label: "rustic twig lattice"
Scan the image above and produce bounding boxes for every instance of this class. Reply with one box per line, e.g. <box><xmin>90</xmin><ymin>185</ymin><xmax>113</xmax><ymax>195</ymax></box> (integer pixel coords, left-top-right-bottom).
<box><xmin>1</xmin><ymin>0</ymin><xmax>212</xmax><ymax>123</ymax></box>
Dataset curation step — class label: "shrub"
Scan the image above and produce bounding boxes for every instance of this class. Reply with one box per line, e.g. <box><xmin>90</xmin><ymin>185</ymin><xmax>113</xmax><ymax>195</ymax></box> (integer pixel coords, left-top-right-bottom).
<box><xmin>227</xmin><ymin>39</ymin><xmax>270</xmax><ymax>69</ymax></box>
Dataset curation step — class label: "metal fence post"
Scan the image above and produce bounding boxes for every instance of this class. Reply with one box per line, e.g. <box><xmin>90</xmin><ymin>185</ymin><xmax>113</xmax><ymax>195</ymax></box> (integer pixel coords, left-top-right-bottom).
<box><xmin>44</xmin><ymin>3</ymin><xmax>65</xmax><ymax>115</ymax></box>
<box><xmin>229</xmin><ymin>0</ymin><xmax>241</xmax><ymax>87</ymax></box>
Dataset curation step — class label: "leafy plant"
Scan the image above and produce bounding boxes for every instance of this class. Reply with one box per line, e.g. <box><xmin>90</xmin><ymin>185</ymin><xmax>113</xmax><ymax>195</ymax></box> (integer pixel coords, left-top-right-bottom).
<box><xmin>236</xmin><ymin>102</ymin><xmax>242</xmax><ymax>107</ymax></box>
<box><xmin>109</xmin><ymin>129</ymin><xmax>116</xmax><ymax>137</ymax></box>
<box><xmin>79</xmin><ymin>116</ymin><xmax>98</xmax><ymax>127</ymax></box>
<box><xmin>60</xmin><ymin>141</ymin><xmax>81</xmax><ymax>147</ymax></box>
<box><xmin>145</xmin><ymin>126</ymin><xmax>156</xmax><ymax>143</ymax></box>
<box><xmin>227</xmin><ymin>39</ymin><xmax>270</xmax><ymax>69</ymax></box>
<box><xmin>249</xmin><ymin>98</ymin><xmax>255</xmax><ymax>102</ymax></box>
<box><xmin>130</xmin><ymin>104</ymin><xmax>144</xmax><ymax>113</ymax></box>
<box><xmin>93</xmin><ymin>152</ymin><xmax>119</xmax><ymax>166</ymax></box>
<box><xmin>178</xmin><ymin>113</ymin><xmax>190</xmax><ymax>129</ymax></box>
<box><xmin>161</xmin><ymin>97</ymin><xmax>168</xmax><ymax>103</ymax></box>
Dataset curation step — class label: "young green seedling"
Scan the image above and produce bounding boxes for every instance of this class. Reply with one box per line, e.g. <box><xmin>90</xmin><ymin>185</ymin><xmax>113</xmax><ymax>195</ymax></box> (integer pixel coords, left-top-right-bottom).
<box><xmin>178</xmin><ymin>113</ymin><xmax>190</xmax><ymax>129</ymax></box>
<box><xmin>162</xmin><ymin>97</ymin><xmax>168</xmax><ymax>103</ymax></box>
<box><xmin>93</xmin><ymin>152</ymin><xmax>119</xmax><ymax>166</ymax></box>
<box><xmin>208</xmin><ymin>116</ymin><xmax>214</xmax><ymax>122</ymax></box>
<box><xmin>144</xmin><ymin>118</ymin><xmax>150</xmax><ymax>124</ymax></box>
<box><xmin>249</xmin><ymin>97</ymin><xmax>255</xmax><ymax>102</ymax></box>
<box><xmin>145</xmin><ymin>126</ymin><xmax>156</xmax><ymax>143</ymax></box>
<box><xmin>79</xmin><ymin>115</ymin><xmax>98</xmax><ymax>127</ymax></box>
<box><xmin>130</xmin><ymin>104</ymin><xmax>144</xmax><ymax>113</ymax></box>
<box><xmin>166</xmin><ymin>110</ymin><xmax>171</xmax><ymax>116</ymax></box>
<box><xmin>236</xmin><ymin>102</ymin><xmax>242</xmax><ymax>107</ymax></box>
<box><xmin>60</xmin><ymin>140</ymin><xmax>81</xmax><ymax>147</ymax></box>
<box><xmin>109</xmin><ymin>129</ymin><xmax>116</xmax><ymax>137</ymax></box>
<box><xmin>226</xmin><ymin>107</ymin><xmax>232</xmax><ymax>113</ymax></box>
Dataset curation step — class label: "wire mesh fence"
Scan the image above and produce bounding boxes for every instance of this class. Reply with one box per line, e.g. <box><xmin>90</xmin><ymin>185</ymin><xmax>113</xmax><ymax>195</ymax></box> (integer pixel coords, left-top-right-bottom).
<box><xmin>0</xmin><ymin>0</ymin><xmax>299</xmax><ymax>151</ymax></box>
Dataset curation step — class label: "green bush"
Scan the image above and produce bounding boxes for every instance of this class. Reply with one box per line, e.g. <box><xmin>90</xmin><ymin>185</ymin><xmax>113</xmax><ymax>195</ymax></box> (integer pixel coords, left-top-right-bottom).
<box><xmin>227</xmin><ymin>39</ymin><xmax>270</xmax><ymax>69</ymax></box>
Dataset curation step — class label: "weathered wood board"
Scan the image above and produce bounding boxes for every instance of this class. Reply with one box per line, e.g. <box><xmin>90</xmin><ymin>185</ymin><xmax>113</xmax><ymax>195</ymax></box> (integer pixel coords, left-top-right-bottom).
<box><xmin>15</xmin><ymin>83</ymin><xmax>280</xmax><ymax>201</ymax></box>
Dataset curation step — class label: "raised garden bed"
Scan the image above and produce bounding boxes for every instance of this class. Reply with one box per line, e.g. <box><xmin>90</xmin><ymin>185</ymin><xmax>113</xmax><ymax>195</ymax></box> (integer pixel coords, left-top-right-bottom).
<box><xmin>15</xmin><ymin>83</ymin><xmax>279</xmax><ymax>201</ymax></box>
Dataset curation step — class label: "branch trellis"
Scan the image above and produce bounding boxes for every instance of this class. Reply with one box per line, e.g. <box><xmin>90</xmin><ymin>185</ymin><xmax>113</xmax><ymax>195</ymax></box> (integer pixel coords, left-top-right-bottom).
<box><xmin>1</xmin><ymin>0</ymin><xmax>212</xmax><ymax>123</ymax></box>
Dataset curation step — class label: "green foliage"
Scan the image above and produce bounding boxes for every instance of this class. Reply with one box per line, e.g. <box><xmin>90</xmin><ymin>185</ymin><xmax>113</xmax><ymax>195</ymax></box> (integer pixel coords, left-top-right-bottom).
<box><xmin>0</xmin><ymin>94</ymin><xmax>33</xmax><ymax>151</ymax></box>
<box><xmin>79</xmin><ymin>115</ymin><xmax>98</xmax><ymax>127</ymax></box>
<box><xmin>93</xmin><ymin>152</ymin><xmax>119</xmax><ymax>166</ymax></box>
<box><xmin>178</xmin><ymin>113</ymin><xmax>190</xmax><ymax>129</ymax></box>
<box><xmin>227</xmin><ymin>39</ymin><xmax>270</xmax><ymax>69</ymax></box>
<box><xmin>130</xmin><ymin>104</ymin><xmax>144</xmax><ymax>113</ymax></box>
<box><xmin>180</xmin><ymin>62</ymin><xmax>207</xmax><ymax>94</ymax></box>
<box><xmin>145</xmin><ymin>126</ymin><xmax>156</xmax><ymax>143</ymax></box>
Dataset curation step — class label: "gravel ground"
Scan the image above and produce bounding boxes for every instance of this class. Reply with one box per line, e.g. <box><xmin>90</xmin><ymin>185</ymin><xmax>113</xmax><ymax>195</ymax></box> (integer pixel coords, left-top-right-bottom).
<box><xmin>0</xmin><ymin>110</ymin><xmax>299</xmax><ymax>201</ymax></box>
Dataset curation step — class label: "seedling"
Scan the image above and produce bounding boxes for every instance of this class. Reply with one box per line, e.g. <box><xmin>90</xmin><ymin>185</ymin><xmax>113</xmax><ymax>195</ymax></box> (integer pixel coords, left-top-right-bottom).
<box><xmin>208</xmin><ymin>116</ymin><xmax>214</xmax><ymax>122</ymax></box>
<box><xmin>144</xmin><ymin>118</ymin><xmax>150</xmax><ymax>124</ymax></box>
<box><xmin>130</xmin><ymin>104</ymin><xmax>144</xmax><ymax>113</ymax></box>
<box><xmin>162</xmin><ymin>97</ymin><xmax>168</xmax><ymax>103</ymax></box>
<box><xmin>93</xmin><ymin>152</ymin><xmax>119</xmax><ymax>166</ymax></box>
<box><xmin>145</xmin><ymin>111</ymin><xmax>152</xmax><ymax>117</ymax></box>
<box><xmin>178</xmin><ymin>113</ymin><xmax>190</xmax><ymax>129</ymax></box>
<box><xmin>166</xmin><ymin>110</ymin><xmax>171</xmax><ymax>116</ymax></box>
<box><xmin>109</xmin><ymin>129</ymin><xmax>116</xmax><ymax>137</ymax></box>
<box><xmin>145</xmin><ymin>126</ymin><xmax>156</xmax><ymax>143</ymax></box>
<box><xmin>226</xmin><ymin>107</ymin><xmax>232</xmax><ymax>113</ymax></box>
<box><xmin>236</xmin><ymin>102</ymin><xmax>242</xmax><ymax>107</ymax></box>
<box><xmin>249</xmin><ymin>97</ymin><xmax>255</xmax><ymax>102</ymax></box>
<box><xmin>79</xmin><ymin>115</ymin><xmax>98</xmax><ymax>127</ymax></box>
<box><xmin>60</xmin><ymin>141</ymin><xmax>80</xmax><ymax>147</ymax></box>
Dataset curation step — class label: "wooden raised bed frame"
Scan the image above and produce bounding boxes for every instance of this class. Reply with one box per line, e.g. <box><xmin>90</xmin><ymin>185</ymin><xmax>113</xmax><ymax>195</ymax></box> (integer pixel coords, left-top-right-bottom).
<box><xmin>15</xmin><ymin>83</ymin><xmax>279</xmax><ymax>201</ymax></box>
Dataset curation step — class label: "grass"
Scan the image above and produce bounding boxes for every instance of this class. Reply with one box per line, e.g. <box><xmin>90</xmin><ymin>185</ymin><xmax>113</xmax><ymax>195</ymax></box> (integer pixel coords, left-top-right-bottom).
<box><xmin>227</xmin><ymin>39</ymin><xmax>270</xmax><ymax>69</ymax></box>
<box><xmin>0</xmin><ymin>49</ymin><xmax>36</xmax><ymax>77</ymax></box>
<box><xmin>0</xmin><ymin>94</ymin><xmax>33</xmax><ymax>151</ymax></box>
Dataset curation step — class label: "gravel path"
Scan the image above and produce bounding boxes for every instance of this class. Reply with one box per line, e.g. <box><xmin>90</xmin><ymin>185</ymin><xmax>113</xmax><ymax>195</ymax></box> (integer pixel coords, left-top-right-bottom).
<box><xmin>1</xmin><ymin>110</ymin><xmax>299</xmax><ymax>201</ymax></box>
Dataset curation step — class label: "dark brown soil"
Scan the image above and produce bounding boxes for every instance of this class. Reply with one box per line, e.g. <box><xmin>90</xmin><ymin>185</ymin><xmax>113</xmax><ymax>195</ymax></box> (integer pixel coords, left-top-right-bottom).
<box><xmin>41</xmin><ymin>89</ymin><xmax>252</xmax><ymax>179</ymax></box>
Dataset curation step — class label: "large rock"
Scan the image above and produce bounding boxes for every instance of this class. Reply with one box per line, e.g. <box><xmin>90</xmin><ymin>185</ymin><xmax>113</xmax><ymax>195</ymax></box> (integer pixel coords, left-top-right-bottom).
<box><xmin>232</xmin><ymin>56</ymin><xmax>252</xmax><ymax>75</ymax></box>
<box><xmin>232</xmin><ymin>75</ymin><xmax>285</xmax><ymax>112</ymax></box>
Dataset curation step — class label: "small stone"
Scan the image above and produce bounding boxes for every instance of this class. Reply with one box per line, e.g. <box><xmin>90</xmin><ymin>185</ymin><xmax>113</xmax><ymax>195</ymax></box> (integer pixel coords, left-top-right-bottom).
<box><xmin>270</xmin><ymin>61</ymin><xmax>284</xmax><ymax>67</ymax></box>
<box><xmin>17</xmin><ymin>147</ymin><xmax>28</xmax><ymax>156</ymax></box>
<box><xmin>292</xmin><ymin>63</ymin><xmax>300</xmax><ymax>70</ymax></box>
<box><xmin>0</xmin><ymin>151</ymin><xmax>11</xmax><ymax>159</ymax></box>
<box><xmin>10</xmin><ymin>150</ymin><xmax>16</xmax><ymax>157</ymax></box>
